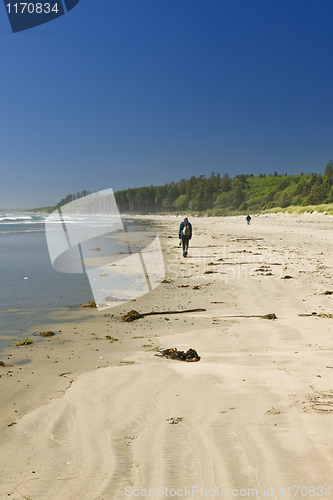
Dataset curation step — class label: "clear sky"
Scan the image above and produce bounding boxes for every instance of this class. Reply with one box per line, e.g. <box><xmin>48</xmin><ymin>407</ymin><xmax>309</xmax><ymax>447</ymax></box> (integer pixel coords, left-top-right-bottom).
<box><xmin>1</xmin><ymin>0</ymin><xmax>333</xmax><ymax>208</ymax></box>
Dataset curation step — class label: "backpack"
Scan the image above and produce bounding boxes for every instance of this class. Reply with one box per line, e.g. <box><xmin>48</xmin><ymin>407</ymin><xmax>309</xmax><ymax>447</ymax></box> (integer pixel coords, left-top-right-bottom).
<box><xmin>183</xmin><ymin>223</ymin><xmax>190</xmax><ymax>236</ymax></box>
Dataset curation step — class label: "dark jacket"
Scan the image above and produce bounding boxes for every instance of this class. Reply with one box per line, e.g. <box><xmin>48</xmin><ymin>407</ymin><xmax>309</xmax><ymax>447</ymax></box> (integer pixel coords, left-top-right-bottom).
<box><xmin>179</xmin><ymin>221</ymin><xmax>192</xmax><ymax>239</ymax></box>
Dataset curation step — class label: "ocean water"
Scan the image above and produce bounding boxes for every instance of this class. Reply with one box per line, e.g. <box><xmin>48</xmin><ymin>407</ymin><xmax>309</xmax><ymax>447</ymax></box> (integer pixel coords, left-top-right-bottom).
<box><xmin>0</xmin><ymin>213</ymin><xmax>92</xmax><ymax>353</ymax></box>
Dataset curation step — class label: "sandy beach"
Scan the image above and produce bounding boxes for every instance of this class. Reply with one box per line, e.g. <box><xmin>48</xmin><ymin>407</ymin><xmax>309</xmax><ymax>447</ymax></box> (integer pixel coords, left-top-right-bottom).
<box><xmin>2</xmin><ymin>213</ymin><xmax>333</xmax><ymax>499</ymax></box>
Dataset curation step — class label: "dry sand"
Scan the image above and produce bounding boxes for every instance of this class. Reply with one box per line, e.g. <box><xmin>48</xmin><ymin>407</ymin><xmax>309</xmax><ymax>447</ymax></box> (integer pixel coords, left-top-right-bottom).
<box><xmin>1</xmin><ymin>213</ymin><xmax>333</xmax><ymax>499</ymax></box>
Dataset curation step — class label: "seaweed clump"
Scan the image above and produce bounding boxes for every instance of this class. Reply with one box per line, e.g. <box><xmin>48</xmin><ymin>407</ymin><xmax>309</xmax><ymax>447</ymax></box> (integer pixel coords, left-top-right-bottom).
<box><xmin>123</xmin><ymin>310</ymin><xmax>143</xmax><ymax>322</ymax></box>
<box><xmin>0</xmin><ymin>361</ymin><xmax>13</xmax><ymax>367</ymax></box>
<box><xmin>40</xmin><ymin>331</ymin><xmax>55</xmax><ymax>337</ymax></box>
<box><xmin>260</xmin><ymin>313</ymin><xmax>277</xmax><ymax>320</ymax></box>
<box><xmin>81</xmin><ymin>301</ymin><xmax>97</xmax><ymax>308</ymax></box>
<box><xmin>106</xmin><ymin>335</ymin><xmax>119</xmax><ymax>342</ymax></box>
<box><xmin>13</xmin><ymin>338</ymin><xmax>33</xmax><ymax>346</ymax></box>
<box><xmin>158</xmin><ymin>347</ymin><xmax>200</xmax><ymax>362</ymax></box>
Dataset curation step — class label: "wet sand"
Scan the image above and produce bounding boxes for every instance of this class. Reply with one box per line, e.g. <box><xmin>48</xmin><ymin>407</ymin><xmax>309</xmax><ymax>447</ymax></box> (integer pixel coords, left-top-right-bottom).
<box><xmin>1</xmin><ymin>213</ymin><xmax>333</xmax><ymax>499</ymax></box>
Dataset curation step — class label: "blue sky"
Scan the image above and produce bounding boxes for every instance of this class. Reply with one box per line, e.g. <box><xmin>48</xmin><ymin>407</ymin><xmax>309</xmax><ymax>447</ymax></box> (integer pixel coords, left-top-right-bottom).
<box><xmin>1</xmin><ymin>0</ymin><xmax>333</xmax><ymax>208</ymax></box>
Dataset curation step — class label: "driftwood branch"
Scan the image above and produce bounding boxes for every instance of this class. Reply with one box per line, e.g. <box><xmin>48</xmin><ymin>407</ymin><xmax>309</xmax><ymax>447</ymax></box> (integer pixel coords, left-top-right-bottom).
<box><xmin>212</xmin><ymin>313</ymin><xmax>277</xmax><ymax>320</ymax></box>
<box><xmin>123</xmin><ymin>308</ymin><xmax>206</xmax><ymax>322</ymax></box>
<box><xmin>299</xmin><ymin>313</ymin><xmax>333</xmax><ymax>318</ymax></box>
<box><xmin>142</xmin><ymin>308</ymin><xmax>206</xmax><ymax>317</ymax></box>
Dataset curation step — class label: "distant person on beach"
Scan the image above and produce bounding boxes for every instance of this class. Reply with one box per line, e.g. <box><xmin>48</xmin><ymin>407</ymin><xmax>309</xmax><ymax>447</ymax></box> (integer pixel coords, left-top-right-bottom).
<box><xmin>179</xmin><ymin>216</ymin><xmax>192</xmax><ymax>257</ymax></box>
<box><xmin>246</xmin><ymin>215</ymin><xmax>251</xmax><ymax>225</ymax></box>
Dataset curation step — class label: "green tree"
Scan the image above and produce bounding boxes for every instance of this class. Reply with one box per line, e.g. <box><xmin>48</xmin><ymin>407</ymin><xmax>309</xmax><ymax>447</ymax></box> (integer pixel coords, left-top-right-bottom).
<box><xmin>220</xmin><ymin>173</ymin><xmax>231</xmax><ymax>192</ymax></box>
<box><xmin>173</xmin><ymin>194</ymin><xmax>189</xmax><ymax>211</ymax></box>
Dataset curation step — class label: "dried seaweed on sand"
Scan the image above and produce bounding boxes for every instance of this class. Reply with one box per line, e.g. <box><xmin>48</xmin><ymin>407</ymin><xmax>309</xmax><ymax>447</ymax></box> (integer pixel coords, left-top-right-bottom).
<box><xmin>156</xmin><ymin>347</ymin><xmax>200</xmax><ymax>362</ymax></box>
<box><xmin>299</xmin><ymin>312</ymin><xmax>333</xmax><ymax>318</ymax></box>
<box><xmin>80</xmin><ymin>301</ymin><xmax>97</xmax><ymax>308</ymax></box>
<box><xmin>0</xmin><ymin>361</ymin><xmax>13</xmax><ymax>367</ymax></box>
<box><xmin>39</xmin><ymin>331</ymin><xmax>55</xmax><ymax>337</ymax></box>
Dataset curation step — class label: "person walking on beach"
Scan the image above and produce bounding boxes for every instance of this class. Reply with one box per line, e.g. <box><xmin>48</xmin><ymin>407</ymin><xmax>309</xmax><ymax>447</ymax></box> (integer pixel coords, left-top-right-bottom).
<box><xmin>179</xmin><ymin>216</ymin><xmax>192</xmax><ymax>257</ymax></box>
<box><xmin>246</xmin><ymin>215</ymin><xmax>251</xmax><ymax>225</ymax></box>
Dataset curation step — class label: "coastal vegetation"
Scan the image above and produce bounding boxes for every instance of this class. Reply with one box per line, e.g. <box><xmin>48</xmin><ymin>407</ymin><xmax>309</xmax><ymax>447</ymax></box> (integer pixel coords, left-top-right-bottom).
<box><xmin>113</xmin><ymin>161</ymin><xmax>333</xmax><ymax>215</ymax></box>
<box><xmin>32</xmin><ymin>161</ymin><xmax>333</xmax><ymax>216</ymax></box>
<box><xmin>29</xmin><ymin>190</ymin><xmax>92</xmax><ymax>213</ymax></box>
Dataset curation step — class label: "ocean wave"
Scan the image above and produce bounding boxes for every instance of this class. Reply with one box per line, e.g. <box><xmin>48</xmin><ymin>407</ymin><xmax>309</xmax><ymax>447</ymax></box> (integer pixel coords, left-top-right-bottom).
<box><xmin>0</xmin><ymin>220</ymin><xmax>45</xmax><ymax>224</ymax></box>
<box><xmin>0</xmin><ymin>213</ymin><xmax>47</xmax><ymax>224</ymax></box>
<box><xmin>0</xmin><ymin>229</ymin><xmax>44</xmax><ymax>234</ymax></box>
<box><xmin>0</xmin><ymin>216</ymin><xmax>33</xmax><ymax>221</ymax></box>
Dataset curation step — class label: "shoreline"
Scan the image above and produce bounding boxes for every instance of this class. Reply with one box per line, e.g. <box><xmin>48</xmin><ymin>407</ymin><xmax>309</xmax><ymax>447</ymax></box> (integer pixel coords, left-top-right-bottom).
<box><xmin>1</xmin><ymin>213</ymin><xmax>333</xmax><ymax>499</ymax></box>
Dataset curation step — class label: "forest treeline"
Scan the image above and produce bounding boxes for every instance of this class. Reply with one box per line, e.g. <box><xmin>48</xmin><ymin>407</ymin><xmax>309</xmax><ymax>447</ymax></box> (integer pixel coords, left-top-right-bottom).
<box><xmin>113</xmin><ymin>161</ymin><xmax>333</xmax><ymax>215</ymax></box>
<box><xmin>42</xmin><ymin>161</ymin><xmax>333</xmax><ymax>215</ymax></box>
<box><xmin>56</xmin><ymin>190</ymin><xmax>92</xmax><ymax>207</ymax></box>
